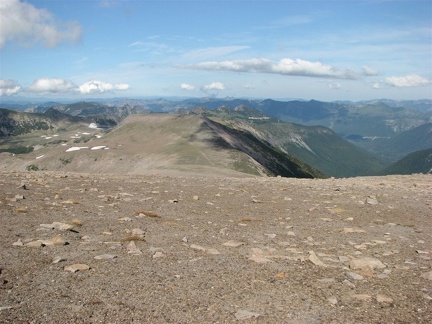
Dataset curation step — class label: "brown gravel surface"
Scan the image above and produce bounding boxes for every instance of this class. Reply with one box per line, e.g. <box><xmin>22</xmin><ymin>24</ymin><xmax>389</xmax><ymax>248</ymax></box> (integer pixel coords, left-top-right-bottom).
<box><xmin>0</xmin><ymin>171</ymin><xmax>431</xmax><ymax>323</ymax></box>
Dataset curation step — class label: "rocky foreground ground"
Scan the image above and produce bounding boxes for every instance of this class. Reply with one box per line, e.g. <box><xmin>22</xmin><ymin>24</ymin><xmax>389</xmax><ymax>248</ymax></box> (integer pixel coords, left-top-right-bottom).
<box><xmin>0</xmin><ymin>171</ymin><xmax>431</xmax><ymax>323</ymax></box>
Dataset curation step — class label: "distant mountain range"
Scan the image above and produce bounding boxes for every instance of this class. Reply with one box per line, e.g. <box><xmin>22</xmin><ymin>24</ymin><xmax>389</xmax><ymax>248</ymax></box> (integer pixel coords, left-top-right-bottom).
<box><xmin>0</xmin><ymin>98</ymin><xmax>430</xmax><ymax>177</ymax></box>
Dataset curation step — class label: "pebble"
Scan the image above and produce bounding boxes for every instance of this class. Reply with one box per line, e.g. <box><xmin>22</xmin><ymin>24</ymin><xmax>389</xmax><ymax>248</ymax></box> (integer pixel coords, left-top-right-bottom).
<box><xmin>127</xmin><ymin>241</ymin><xmax>142</xmax><ymax>255</ymax></box>
<box><xmin>376</xmin><ymin>294</ymin><xmax>393</xmax><ymax>303</ymax></box>
<box><xmin>40</xmin><ymin>222</ymin><xmax>73</xmax><ymax>231</ymax></box>
<box><xmin>366</xmin><ymin>196</ymin><xmax>378</xmax><ymax>205</ymax></box>
<box><xmin>327</xmin><ymin>297</ymin><xmax>338</xmax><ymax>305</ymax></box>
<box><xmin>12</xmin><ymin>239</ymin><xmax>23</xmax><ymax>246</ymax></box>
<box><xmin>52</xmin><ymin>256</ymin><xmax>66</xmax><ymax>264</ymax></box>
<box><xmin>94</xmin><ymin>254</ymin><xmax>117</xmax><ymax>260</ymax></box>
<box><xmin>308</xmin><ymin>251</ymin><xmax>326</xmax><ymax>267</ymax></box>
<box><xmin>352</xmin><ymin>294</ymin><xmax>372</xmax><ymax>301</ymax></box>
<box><xmin>346</xmin><ymin>272</ymin><xmax>364</xmax><ymax>280</ymax></box>
<box><xmin>64</xmin><ymin>264</ymin><xmax>90</xmax><ymax>273</ymax></box>
<box><xmin>153</xmin><ymin>251</ymin><xmax>165</xmax><ymax>258</ymax></box>
<box><xmin>222</xmin><ymin>240</ymin><xmax>245</xmax><ymax>247</ymax></box>
<box><xmin>350</xmin><ymin>257</ymin><xmax>386</xmax><ymax>271</ymax></box>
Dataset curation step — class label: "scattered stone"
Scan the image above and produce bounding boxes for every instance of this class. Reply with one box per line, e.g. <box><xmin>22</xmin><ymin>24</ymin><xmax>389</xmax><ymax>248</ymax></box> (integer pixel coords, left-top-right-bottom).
<box><xmin>376</xmin><ymin>294</ymin><xmax>393</xmax><ymax>303</ymax></box>
<box><xmin>234</xmin><ymin>310</ymin><xmax>260</xmax><ymax>320</ymax></box>
<box><xmin>12</xmin><ymin>239</ymin><xmax>23</xmax><ymax>246</ymax></box>
<box><xmin>346</xmin><ymin>272</ymin><xmax>364</xmax><ymax>280</ymax></box>
<box><xmin>350</xmin><ymin>257</ymin><xmax>386</xmax><ymax>271</ymax></box>
<box><xmin>94</xmin><ymin>254</ymin><xmax>117</xmax><ymax>260</ymax></box>
<box><xmin>264</xmin><ymin>233</ymin><xmax>276</xmax><ymax>239</ymax></box>
<box><xmin>222</xmin><ymin>240</ymin><xmax>245</xmax><ymax>248</ymax></box>
<box><xmin>135</xmin><ymin>211</ymin><xmax>160</xmax><ymax>218</ymax></box>
<box><xmin>40</xmin><ymin>222</ymin><xmax>73</xmax><ymax>231</ymax></box>
<box><xmin>52</xmin><ymin>256</ymin><xmax>66</xmax><ymax>264</ymax></box>
<box><xmin>42</xmin><ymin>235</ymin><xmax>68</xmax><ymax>246</ymax></box>
<box><xmin>343</xmin><ymin>279</ymin><xmax>356</xmax><ymax>289</ymax></box>
<box><xmin>366</xmin><ymin>196</ymin><xmax>379</xmax><ymax>205</ymax></box>
<box><xmin>25</xmin><ymin>240</ymin><xmax>44</xmax><ymax>248</ymax></box>
<box><xmin>131</xmin><ymin>228</ymin><xmax>145</xmax><ymax>237</ymax></box>
<box><xmin>153</xmin><ymin>251</ymin><xmax>165</xmax><ymax>258</ymax></box>
<box><xmin>118</xmin><ymin>217</ymin><xmax>132</xmax><ymax>222</ymax></box>
<box><xmin>308</xmin><ymin>250</ymin><xmax>326</xmax><ymax>267</ymax></box>
<box><xmin>192</xmin><ymin>195</ymin><xmax>199</xmax><ymax>200</ymax></box>
<box><xmin>182</xmin><ymin>236</ymin><xmax>188</xmax><ymax>243</ymax></box>
<box><xmin>352</xmin><ymin>294</ymin><xmax>372</xmax><ymax>301</ymax></box>
<box><xmin>327</xmin><ymin>297</ymin><xmax>338</xmax><ymax>305</ymax></box>
<box><xmin>64</xmin><ymin>264</ymin><xmax>90</xmax><ymax>273</ymax></box>
<box><xmin>127</xmin><ymin>241</ymin><xmax>142</xmax><ymax>255</ymax></box>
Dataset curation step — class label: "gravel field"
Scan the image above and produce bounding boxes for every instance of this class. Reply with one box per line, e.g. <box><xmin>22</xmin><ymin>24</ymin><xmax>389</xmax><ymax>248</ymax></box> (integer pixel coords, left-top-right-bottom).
<box><xmin>0</xmin><ymin>171</ymin><xmax>431</xmax><ymax>323</ymax></box>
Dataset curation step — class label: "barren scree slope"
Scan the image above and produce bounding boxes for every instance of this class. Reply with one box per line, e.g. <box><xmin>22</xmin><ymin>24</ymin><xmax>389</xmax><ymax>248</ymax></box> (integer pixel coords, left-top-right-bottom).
<box><xmin>0</xmin><ymin>171</ymin><xmax>431</xmax><ymax>323</ymax></box>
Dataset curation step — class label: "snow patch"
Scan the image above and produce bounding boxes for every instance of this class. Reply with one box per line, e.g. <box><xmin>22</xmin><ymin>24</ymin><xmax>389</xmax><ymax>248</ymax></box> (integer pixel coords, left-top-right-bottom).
<box><xmin>65</xmin><ymin>147</ymin><xmax>89</xmax><ymax>152</ymax></box>
<box><xmin>91</xmin><ymin>146</ymin><xmax>108</xmax><ymax>150</ymax></box>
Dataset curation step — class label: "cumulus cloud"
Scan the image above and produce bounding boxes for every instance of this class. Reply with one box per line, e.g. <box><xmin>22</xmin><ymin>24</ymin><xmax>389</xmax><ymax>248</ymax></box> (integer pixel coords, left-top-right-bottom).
<box><xmin>188</xmin><ymin>58</ymin><xmax>356</xmax><ymax>79</ymax></box>
<box><xmin>180</xmin><ymin>83</ymin><xmax>195</xmax><ymax>91</ymax></box>
<box><xmin>0</xmin><ymin>0</ymin><xmax>81</xmax><ymax>48</ymax></box>
<box><xmin>384</xmin><ymin>74</ymin><xmax>430</xmax><ymax>87</ymax></box>
<box><xmin>202</xmin><ymin>82</ymin><xmax>226</xmax><ymax>91</ymax></box>
<box><xmin>0</xmin><ymin>80</ymin><xmax>21</xmax><ymax>96</ymax></box>
<box><xmin>78</xmin><ymin>80</ymin><xmax>129</xmax><ymax>94</ymax></box>
<box><xmin>372</xmin><ymin>82</ymin><xmax>381</xmax><ymax>89</ymax></box>
<box><xmin>28</xmin><ymin>78</ymin><xmax>76</xmax><ymax>93</ymax></box>
<box><xmin>362</xmin><ymin>65</ymin><xmax>379</xmax><ymax>76</ymax></box>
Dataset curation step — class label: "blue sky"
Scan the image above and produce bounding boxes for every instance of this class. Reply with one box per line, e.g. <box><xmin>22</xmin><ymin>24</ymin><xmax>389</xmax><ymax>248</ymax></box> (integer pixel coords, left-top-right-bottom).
<box><xmin>0</xmin><ymin>0</ymin><xmax>431</xmax><ymax>101</ymax></box>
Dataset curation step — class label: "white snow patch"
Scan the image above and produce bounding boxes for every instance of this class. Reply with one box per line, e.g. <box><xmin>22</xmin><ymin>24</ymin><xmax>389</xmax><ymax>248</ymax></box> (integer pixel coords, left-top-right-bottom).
<box><xmin>45</xmin><ymin>137</ymin><xmax>52</xmax><ymax>140</ymax></box>
<box><xmin>91</xmin><ymin>146</ymin><xmax>107</xmax><ymax>150</ymax></box>
<box><xmin>89</xmin><ymin>123</ymin><xmax>98</xmax><ymax>129</ymax></box>
<box><xmin>82</xmin><ymin>132</ymin><xmax>91</xmax><ymax>135</ymax></box>
<box><xmin>65</xmin><ymin>146</ymin><xmax>89</xmax><ymax>152</ymax></box>
<box><xmin>36</xmin><ymin>155</ymin><xmax>45</xmax><ymax>159</ymax></box>
<box><xmin>95</xmin><ymin>135</ymin><xmax>102</xmax><ymax>139</ymax></box>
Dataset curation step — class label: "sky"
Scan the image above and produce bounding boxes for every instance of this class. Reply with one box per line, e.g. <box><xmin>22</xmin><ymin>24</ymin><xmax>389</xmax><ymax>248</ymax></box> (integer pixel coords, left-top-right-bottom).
<box><xmin>0</xmin><ymin>0</ymin><xmax>431</xmax><ymax>102</ymax></box>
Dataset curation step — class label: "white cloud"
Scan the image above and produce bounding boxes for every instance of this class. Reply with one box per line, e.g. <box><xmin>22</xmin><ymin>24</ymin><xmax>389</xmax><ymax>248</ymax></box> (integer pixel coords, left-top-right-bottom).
<box><xmin>0</xmin><ymin>79</ymin><xmax>21</xmax><ymax>96</ymax></box>
<box><xmin>78</xmin><ymin>80</ymin><xmax>129</xmax><ymax>94</ymax></box>
<box><xmin>362</xmin><ymin>65</ymin><xmax>379</xmax><ymax>76</ymax></box>
<box><xmin>372</xmin><ymin>82</ymin><xmax>381</xmax><ymax>89</ymax></box>
<box><xmin>202</xmin><ymin>82</ymin><xmax>226</xmax><ymax>91</ymax></box>
<box><xmin>384</xmin><ymin>74</ymin><xmax>430</xmax><ymax>87</ymax></box>
<box><xmin>0</xmin><ymin>0</ymin><xmax>81</xmax><ymax>48</ymax></box>
<box><xmin>28</xmin><ymin>78</ymin><xmax>76</xmax><ymax>93</ymax></box>
<box><xmin>189</xmin><ymin>58</ymin><xmax>357</xmax><ymax>79</ymax></box>
<box><xmin>180</xmin><ymin>83</ymin><xmax>195</xmax><ymax>91</ymax></box>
